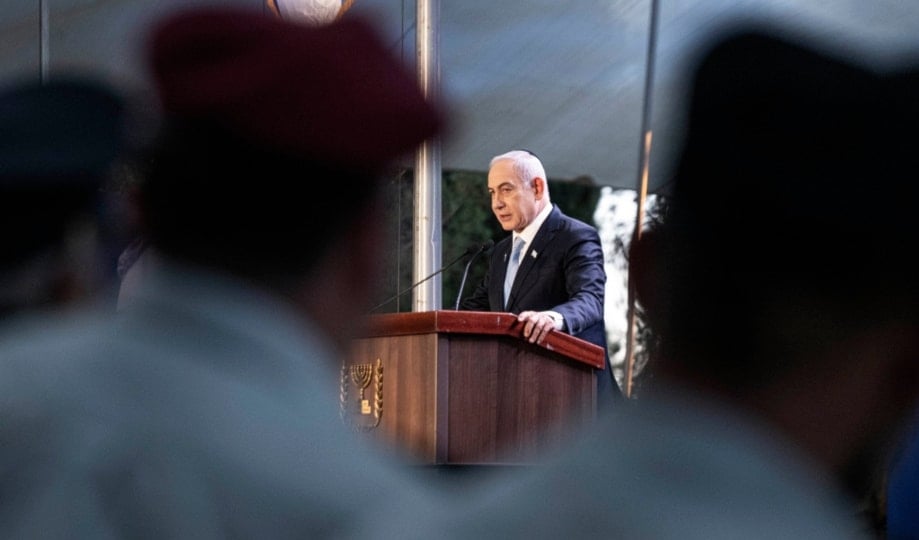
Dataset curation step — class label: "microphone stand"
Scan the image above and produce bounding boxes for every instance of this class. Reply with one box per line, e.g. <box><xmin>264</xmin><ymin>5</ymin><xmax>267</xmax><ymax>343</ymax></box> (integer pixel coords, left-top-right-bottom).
<box><xmin>453</xmin><ymin>240</ymin><xmax>493</xmax><ymax>310</ymax></box>
<box><xmin>369</xmin><ymin>241</ymin><xmax>490</xmax><ymax>313</ymax></box>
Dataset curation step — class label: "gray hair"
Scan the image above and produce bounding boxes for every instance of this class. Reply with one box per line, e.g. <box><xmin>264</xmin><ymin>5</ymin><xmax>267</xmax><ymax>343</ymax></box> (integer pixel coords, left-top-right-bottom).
<box><xmin>490</xmin><ymin>149</ymin><xmax>548</xmax><ymax>195</ymax></box>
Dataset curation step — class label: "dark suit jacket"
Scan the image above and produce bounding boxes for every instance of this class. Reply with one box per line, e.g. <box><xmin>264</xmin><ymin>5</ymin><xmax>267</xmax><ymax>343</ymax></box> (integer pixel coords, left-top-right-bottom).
<box><xmin>461</xmin><ymin>205</ymin><xmax>621</xmax><ymax>404</ymax></box>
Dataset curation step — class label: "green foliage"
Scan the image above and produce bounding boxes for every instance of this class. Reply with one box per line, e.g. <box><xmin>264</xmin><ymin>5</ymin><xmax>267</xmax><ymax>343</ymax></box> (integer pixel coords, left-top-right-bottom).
<box><xmin>441</xmin><ymin>170</ymin><xmax>502</xmax><ymax>306</ymax></box>
<box><xmin>549</xmin><ymin>178</ymin><xmax>602</xmax><ymax>228</ymax></box>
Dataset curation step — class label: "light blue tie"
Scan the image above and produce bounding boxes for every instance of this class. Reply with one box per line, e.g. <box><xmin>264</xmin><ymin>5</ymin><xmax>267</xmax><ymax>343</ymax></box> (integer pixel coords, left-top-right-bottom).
<box><xmin>504</xmin><ymin>237</ymin><xmax>525</xmax><ymax>307</ymax></box>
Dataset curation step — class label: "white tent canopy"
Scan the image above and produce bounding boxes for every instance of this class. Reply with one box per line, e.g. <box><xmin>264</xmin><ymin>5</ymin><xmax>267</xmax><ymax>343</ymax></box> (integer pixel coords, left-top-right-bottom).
<box><xmin>4</xmin><ymin>0</ymin><xmax>919</xmax><ymax>192</ymax></box>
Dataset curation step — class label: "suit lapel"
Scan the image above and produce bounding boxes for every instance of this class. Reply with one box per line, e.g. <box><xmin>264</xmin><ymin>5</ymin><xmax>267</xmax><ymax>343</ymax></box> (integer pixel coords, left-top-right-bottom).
<box><xmin>504</xmin><ymin>206</ymin><xmax>561</xmax><ymax>310</ymax></box>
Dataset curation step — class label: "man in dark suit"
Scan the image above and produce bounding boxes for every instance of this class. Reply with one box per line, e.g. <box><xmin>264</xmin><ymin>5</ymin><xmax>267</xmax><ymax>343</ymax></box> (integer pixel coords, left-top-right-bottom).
<box><xmin>461</xmin><ymin>149</ymin><xmax>622</xmax><ymax>408</ymax></box>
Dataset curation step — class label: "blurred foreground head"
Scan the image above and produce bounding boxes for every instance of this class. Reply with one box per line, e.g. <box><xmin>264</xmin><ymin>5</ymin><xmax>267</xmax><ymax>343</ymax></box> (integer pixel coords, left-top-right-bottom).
<box><xmin>140</xmin><ymin>5</ymin><xmax>444</xmax><ymax>297</ymax></box>
<box><xmin>0</xmin><ymin>77</ymin><xmax>129</xmax><ymax>316</ymax></box>
<box><xmin>630</xmin><ymin>25</ymin><xmax>919</xmax><ymax>495</ymax></box>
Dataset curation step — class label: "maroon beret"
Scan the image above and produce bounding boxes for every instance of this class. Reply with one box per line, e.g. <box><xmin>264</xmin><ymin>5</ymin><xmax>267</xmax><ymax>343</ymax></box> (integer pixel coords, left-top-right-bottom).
<box><xmin>147</xmin><ymin>5</ymin><xmax>445</xmax><ymax>172</ymax></box>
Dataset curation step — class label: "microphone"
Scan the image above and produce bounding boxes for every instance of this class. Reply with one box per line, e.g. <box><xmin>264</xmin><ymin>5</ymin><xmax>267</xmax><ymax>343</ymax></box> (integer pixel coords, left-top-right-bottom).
<box><xmin>369</xmin><ymin>240</ymin><xmax>494</xmax><ymax>313</ymax></box>
<box><xmin>453</xmin><ymin>239</ymin><xmax>494</xmax><ymax>310</ymax></box>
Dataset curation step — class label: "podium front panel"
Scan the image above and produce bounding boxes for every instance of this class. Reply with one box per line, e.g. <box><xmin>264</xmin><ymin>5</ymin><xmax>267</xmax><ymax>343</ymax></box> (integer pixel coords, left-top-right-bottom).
<box><xmin>344</xmin><ymin>321</ymin><xmax>597</xmax><ymax>465</ymax></box>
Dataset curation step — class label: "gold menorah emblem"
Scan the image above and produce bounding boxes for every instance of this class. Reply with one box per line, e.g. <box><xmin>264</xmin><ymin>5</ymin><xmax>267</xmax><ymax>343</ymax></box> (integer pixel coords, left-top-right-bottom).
<box><xmin>340</xmin><ymin>359</ymin><xmax>383</xmax><ymax>431</ymax></box>
<box><xmin>349</xmin><ymin>363</ymin><xmax>373</xmax><ymax>414</ymax></box>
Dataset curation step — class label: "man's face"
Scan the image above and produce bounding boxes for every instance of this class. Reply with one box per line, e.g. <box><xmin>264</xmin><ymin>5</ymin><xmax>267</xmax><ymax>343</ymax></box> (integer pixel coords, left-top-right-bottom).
<box><xmin>487</xmin><ymin>158</ymin><xmax>540</xmax><ymax>233</ymax></box>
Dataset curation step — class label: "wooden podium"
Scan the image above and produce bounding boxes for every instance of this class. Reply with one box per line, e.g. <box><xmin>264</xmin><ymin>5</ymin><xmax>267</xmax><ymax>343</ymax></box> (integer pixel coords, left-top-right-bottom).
<box><xmin>343</xmin><ymin>310</ymin><xmax>604</xmax><ymax>465</ymax></box>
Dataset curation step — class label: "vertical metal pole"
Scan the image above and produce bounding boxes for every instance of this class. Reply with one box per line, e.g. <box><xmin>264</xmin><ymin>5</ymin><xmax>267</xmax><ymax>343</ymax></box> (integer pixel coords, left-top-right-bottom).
<box><xmin>39</xmin><ymin>0</ymin><xmax>49</xmax><ymax>83</ymax></box>
<box><xmin>413</xmin><ymin>0</ymin><xmax>442</xmax><ymax>312</ymax></box>
<box><xmin>623</xmin><ymin>0</ymin><xmax>660</xmax><ymax>398</ymax></box>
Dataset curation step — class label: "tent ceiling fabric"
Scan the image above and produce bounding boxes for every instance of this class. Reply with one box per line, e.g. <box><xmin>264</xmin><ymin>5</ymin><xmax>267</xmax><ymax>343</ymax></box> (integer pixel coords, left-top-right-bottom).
<box><xmin>3</xmin><ymin>0</ymin><xmax>919</xmax><ymax>192</ymax></box>
<box><xmin>354</xmin><ymin>0</ymin><xmax>919</xmax><ymax>192</ymax></box>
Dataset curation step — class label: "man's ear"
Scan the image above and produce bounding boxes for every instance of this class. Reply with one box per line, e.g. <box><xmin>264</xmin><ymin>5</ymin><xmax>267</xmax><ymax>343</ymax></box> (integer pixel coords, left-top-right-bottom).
<box><xmin>533</xmin><ymin>177</ymin><xmax>546</xmax><ymax>199</ymax></box>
